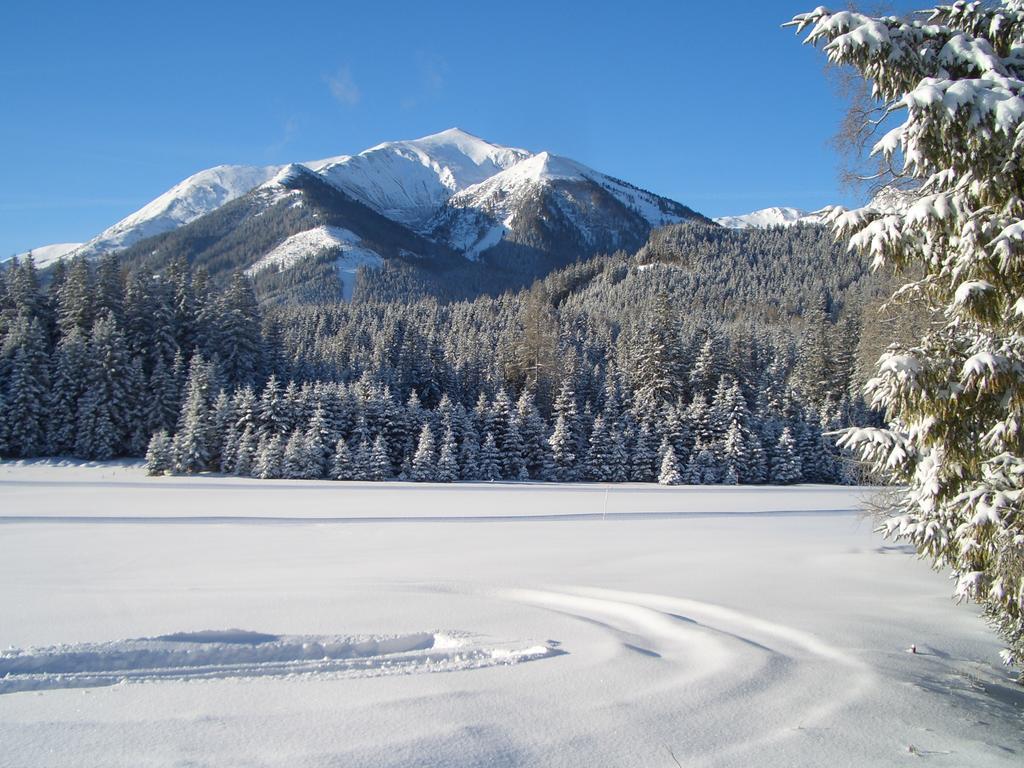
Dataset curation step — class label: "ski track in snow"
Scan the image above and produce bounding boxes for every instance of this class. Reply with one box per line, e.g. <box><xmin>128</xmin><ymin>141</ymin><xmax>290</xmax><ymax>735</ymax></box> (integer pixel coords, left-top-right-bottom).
<box><xmin>0</xmin><ymin>630</ymin><xmax>559</xmax><ymax>695</ymax></box>
<box><xmin>499</xmin><ymin>586</ymin><xmax>875</xmax><ymax>762</ymax></box>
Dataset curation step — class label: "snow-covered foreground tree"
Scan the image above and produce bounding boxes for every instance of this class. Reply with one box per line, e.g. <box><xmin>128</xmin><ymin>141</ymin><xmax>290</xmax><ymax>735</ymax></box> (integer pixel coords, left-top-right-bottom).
<box><xmin>790</xmin><ymin>2</ymin><xmax>1024</xmax><ymax>673</ymax></box>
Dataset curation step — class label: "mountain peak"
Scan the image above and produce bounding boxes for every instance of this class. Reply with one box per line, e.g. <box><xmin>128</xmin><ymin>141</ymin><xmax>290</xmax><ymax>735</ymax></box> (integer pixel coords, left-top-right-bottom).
<box><xmin>714</xmin><ymin>206</ymin><xmax>824</xmax><ymax>229</ymax></box>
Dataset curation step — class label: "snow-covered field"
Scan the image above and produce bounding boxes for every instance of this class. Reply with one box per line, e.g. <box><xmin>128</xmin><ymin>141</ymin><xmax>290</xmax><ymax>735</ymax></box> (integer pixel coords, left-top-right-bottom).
<box><xmin>1</xmin><ymin>462</ymin><xmax>1021</xmax><ymax>767</ymax></box>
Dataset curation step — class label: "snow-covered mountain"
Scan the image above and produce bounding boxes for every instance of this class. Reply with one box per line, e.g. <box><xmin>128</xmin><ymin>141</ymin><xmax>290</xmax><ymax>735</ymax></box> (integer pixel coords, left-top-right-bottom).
<box><xmin>714</xmin><ymin>188</ymin><xmax>920</xmax><ymax>230</ymax></box>
<box><xmin>63</xmin><ymin>129</ymin><xmax>532</xmax><ymax>262</ymax></box>
<box><xmin>314</xmin><ymin>128</ymin><xmax>531</xmax><ymax>229</ymax></box>
<box><xmin>431</xmin><ymin>151</ymin><xmax>703</xmax><ymax>260</ymax></box>
<box><xmin>26</xmin><ymin>128</ymin><xmax>708</xmax><ymax>300</ymax></box>
<box><xmin>713</xmin><ymin>206</ymin><xmax>825</xmax><ymax>229</ymax></box>
<box><xmin>71</xmin><ymin>165</ymin><xmax>286</xmax><ymax>259</ymax></box>
<box><xmin>10</xmin><ymin>242</ymin><xmax>83</xmax><ymax>268</ymax></box>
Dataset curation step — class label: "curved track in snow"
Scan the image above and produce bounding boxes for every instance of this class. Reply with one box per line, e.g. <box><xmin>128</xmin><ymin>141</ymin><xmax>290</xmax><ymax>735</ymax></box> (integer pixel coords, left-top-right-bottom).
<box><xmin>499</xmin><ymin>586</ymin><xmax>875</xmax><ymax>764</ymax></box>
<box><xmin>0</xmin><ymin>630</ymin><xmax>559</xmax><ymax>695</ymax></box>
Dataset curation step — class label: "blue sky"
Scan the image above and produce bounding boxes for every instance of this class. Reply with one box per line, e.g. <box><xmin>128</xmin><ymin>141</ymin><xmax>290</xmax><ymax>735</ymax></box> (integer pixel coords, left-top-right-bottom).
<box><xmin>1</xmin><ymin>1</ymin><xmax>912</xmax><ymax>256</ymax></box>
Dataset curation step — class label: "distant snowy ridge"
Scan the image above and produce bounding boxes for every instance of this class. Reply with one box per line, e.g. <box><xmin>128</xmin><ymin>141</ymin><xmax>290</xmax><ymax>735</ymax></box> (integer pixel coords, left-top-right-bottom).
<box><xmin>714</xmin><ymin>188</ymin><xmax>920</xmax><ymax>231</ymax></box>
<box><xmin>8</xmin><ymin>243</ymin><xmax>83</xmax><ymax>268</ymax></box>
<box><xmin>69</xmin><ymin>164</ymin><xmax>287</xmax><ymax>259</ymax></box>
<box><xmin>714</xmin><ymin>207</ymin><xmax>826</xmax><ymax>229</ymax></box>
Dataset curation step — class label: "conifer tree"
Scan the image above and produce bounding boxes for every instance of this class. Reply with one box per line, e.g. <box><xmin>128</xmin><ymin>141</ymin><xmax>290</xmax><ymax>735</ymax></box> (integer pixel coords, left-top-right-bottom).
<box><xmin>770</xmin><ymin>427</ymin><xmax>802</xmax><ymax>485</ymax></box>
<box><xmin>254</xmin><ymin>434</ymin><xmax>284</xmax><ymax>479</ymax></box>
<box><xmin>437</xmin><ymin>427</ymin><xmax>460</xmax><ymax>483</ymax></box>
<box><xmin>145</xmin><ymin>430</ymin><xmax>172</xmax><ymax>476</ymax></box>
<box><xmin>282</xmin><ymin>428</ymin><xmax>308</xmax><ymax>479</ymax></box>
<box><xmin>412</xmin><ymin>423</ymin><xmax>437</xmax><ymax>482</ymax></box>
<box><xmin>503</xmin><ymin>416</ymin><xmax>528</xmax><ymax>480</ymax></box>
<box><xmin>722</xmin><ymin>421</ymin><xmax>750</xmax><ymax>486</ymax></box>
<box><xmin>586</xmin><ymin>415</ymin><xmax>611</xmax><ymax>482</ymax></box>
<box><xmin>172</xmin><ymin>354</ymin><xmax>215</xmax><ymax>473</ymax></box>
<box><xmin>73</xmin><ymin>313</ymin><xmax>132</xmax><ymax>460</ymax></box>
<box><xmin>303</xmin><ymin>406</ymin><xmax>332</xmax><ymax>479</ymax></box>
<box><xmin>3</xmin><ymin>318</ymin><xmax>50</xmax><ymax>457</ymax></box>
<box><xmin>687</xmin><ymin>442</ymin><xmax>720</xmax><ymax>485</ymax></box>
<box><xmin>458</xmin><ymin>426</ymin><xmax>480</xmax><ymax>481</ymax></box>
<box><xmin>234</xmin><ymin>426</ymin><xmax>256</xmax><ymax>478</ymax></box>
<box><xmin>792</xmin><ymin>2</ymin><xmax>1024</xmax><ymax>668</ymax></box>
<box><xmin>659</xmin><ymin>444</ymin><xmax>683</xmax><ymax>486</ymax></box>
<box><xmin>257</xmin><ymin>375</ymin><xmax>288</xmax><ymax>440</ymax></box>
<box><xmin>479</xmin><ymin>432</ymin><xmax>501</xmax><ymax>481</ymax></box>
<box><xmin>549</xmin><ymin>413</ymin><xmax>577</xmax><ymax>482</ymax></box>
<box><xmin>370</xmin><ymin>435</ymin><xmax>391</xmax><ymax>481</ymax></box>
<box><xmin>47</xmin><ymin>326</ymin><xmax>88</xmax><ymax>455</ymax></box>
<box><xmin>352</xmin><ymin>439</ymin><xmax>372</xmax><ymax>481</ymax></box>
<box><xmin>56</xmin><ymin>256</ymin><xmax>94</xmax><ymax>336</ymax></box>
<box><xmin>330</xmin><ymin>438</ymin><xmax>354</xmax><ymax>481</ymax></box>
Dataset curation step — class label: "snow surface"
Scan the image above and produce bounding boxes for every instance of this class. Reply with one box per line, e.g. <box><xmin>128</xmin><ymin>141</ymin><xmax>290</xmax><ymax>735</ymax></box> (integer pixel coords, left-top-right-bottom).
<box><xmin>714</xmin><ymin>206</ymin><xmax>826</xmax><ymax>229</ymax></box>
<box><xmin>244</xmin><ymin>225</ymin><xmax>383</xmax><ymax>299</ymax></box>
<box><xmin>1</xmin><ymin>461</ymin><xmax>1021</xmax><ymax>767</ymax></box>
<box><xmin>5</xmin><ymin>243</ymin><xmax>84</xmax><ymax>268</ymax></box>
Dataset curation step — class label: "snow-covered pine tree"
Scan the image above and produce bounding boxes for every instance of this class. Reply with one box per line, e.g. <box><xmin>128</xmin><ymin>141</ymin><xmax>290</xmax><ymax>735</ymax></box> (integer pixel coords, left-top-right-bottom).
<box><xmin>303</xmin><ymin>406</ymin><xmax>332</xmax><ymax>479</ymax></box>
<box><xmin>659</xmin><ymin>444</ymin><xmax>683</xmax><ymax>486</ymax></box>
<box><xmin>3</xmin><ymin>318</ymin><xmax>50</xmax><ymax>457</ymax></box>
<box><xmin>352</xmin><ymin>439</ymin><xmax>372</xmax><ymax>481</ymax></box>
<box><xmin>586</xmin><ymin>414</ymin><xmax>611</xmax><ymax>482</ymax></box>
<box><xmin>553</xmin><ymin>378</ymin><xmax>586</xmax><ymax>473</ymax></box>
<box><xmin>208</xmin><ymin>389</ymin><xmax>233</xmax><ymax>472</ymax></box>
<box><xmin>503</xmin><ymin>416</ymin><xmax>528</xmax><ymax>480</ymax></box>
<box><xmin>687</xmin><ymin>441</ymin><xmax>721</xmax><ymax>485</ymax></box>
<box><xmin>549</xmin><ymin>413</ymin><xmax>577</xmax><ymax>482</ymax></box>
<box><xmin>233</xmin><ymin>425</ymin><xmax>256</xmax><ymax>477</ymax></box>
<box><xmin>412</xmin><ymin>423</ymin><xmax>437</xmax><ymax>482</ymax></box>
<box><xmin>46</xmin><ymin>326</ymin><xmax>89</xmax><ymax>455</ymax></box>
<box><xmin>124</xmin><ymin>356</ymin><xmax>151</xmax><ymax>457</ymax></box>
<box><xmin>370</xmin><ymin>435</ymin><xmax>391</xmax><ymax>481</ymax></box>
<box><xmin>516</xmin><ymin>390</ymin><xmax>551</xmax><ymax>479</ymax></box>
<box><xmin>458</xmin><ymin>424</ymin><xmax>481</xmax><ymax>480</ymax></box>
<box><xmin>722</xmin><ymin>420</ymin><xmax>750</xmax><ymax>486</ymax></box>
<box><xmin>172</xmin><ymin>354</ymin><xmax>215</xmax><ymax>474</ymax></box>
<box><xmin>436</xmin><ymin>427</ymin><xmax>460</xmax><ymax>483</ymax></box>
<box><xmin>330</xmin><ymin>438</ymin><xmax>354</xmax><ymax>481</ymax></box>
<box><xmin>257</xmin><ymin>375</ymin><xmax>288</xmax><ymax>441</ymax></box>
<box><xmin>632</xmin><ymin>290</ymin><xmax>684</xmax><ymax>416</ymax></box>
<box><xmin>55</xmin><ymin>255</ymin><xmax>94</xmax><ymax>335</ymax></box>
<box><xmin>75</xmin><ymin>313</ymin><xmax>133</xmax><ymax>460</ymax></box>
<box><xmin>791</xmin><ymin>2</ymin><xmax>1024</xmax><ymax>669</ymax></box>
<box><xmin>630</xmin><ymin>422</ymin><xmax>657</xmax><ymax>482</ymax></box>
<box><xmin>213</xmin><ymin>272</ymin><xmax>262</xmax><ymax>388</ymax></box>
<box><xmin>770</xmin><ymin>426</ymin><xmax>802</xmax><ymax>485</ymax></box>
<box><xmin>145</xmin><ymin>430</ymin><xmax>172</xmax><ymax>476</ymax></box>
<box><xmin>282</xmin><ymin>428</ymin><xmax>308</xmax><ymax>479</ymax></box>
<box><xmin>479</xmin><ymin>431</ymin><xmax>501</xmax><ymax>481</ymax></box>
<box><xmin>254</xmin><ymin>434</ymin><xmax>284</xmax><ymax>479</ymax></box>
<box><xmin>607</xmin><ymin>421</ymin><xmax>630</xmax><ymax>483</ymax></box>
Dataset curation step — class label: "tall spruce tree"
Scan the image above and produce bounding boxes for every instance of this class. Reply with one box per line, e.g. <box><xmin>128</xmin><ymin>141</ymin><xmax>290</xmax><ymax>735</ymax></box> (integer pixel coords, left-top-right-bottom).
<box><xmin>792</xmin><ymin>2</ymin><xmax>1024</xmax><ymax>669</ymax></box>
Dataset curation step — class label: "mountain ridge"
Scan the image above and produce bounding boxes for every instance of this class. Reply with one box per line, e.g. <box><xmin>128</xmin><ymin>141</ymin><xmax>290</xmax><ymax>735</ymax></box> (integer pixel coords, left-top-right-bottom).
<box><xmin>18</xmin><ymin>129</ymin><xmax>710</xmax><ymax>301</ymax></box>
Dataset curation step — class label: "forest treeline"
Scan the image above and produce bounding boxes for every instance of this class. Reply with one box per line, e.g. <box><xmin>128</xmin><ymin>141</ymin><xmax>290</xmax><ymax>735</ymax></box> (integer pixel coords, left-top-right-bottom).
<box><xmin>0</xmin><ymin>223</ymin><xmax>901</xmax><ymax>484</ymax></box>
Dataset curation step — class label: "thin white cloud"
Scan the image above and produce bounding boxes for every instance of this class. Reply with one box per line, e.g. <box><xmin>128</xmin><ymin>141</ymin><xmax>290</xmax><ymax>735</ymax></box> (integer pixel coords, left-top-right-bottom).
<box><xmin>326</xmin><ymin>66</ymin><xmax>361</xmax><ymax>106</ymax></box>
